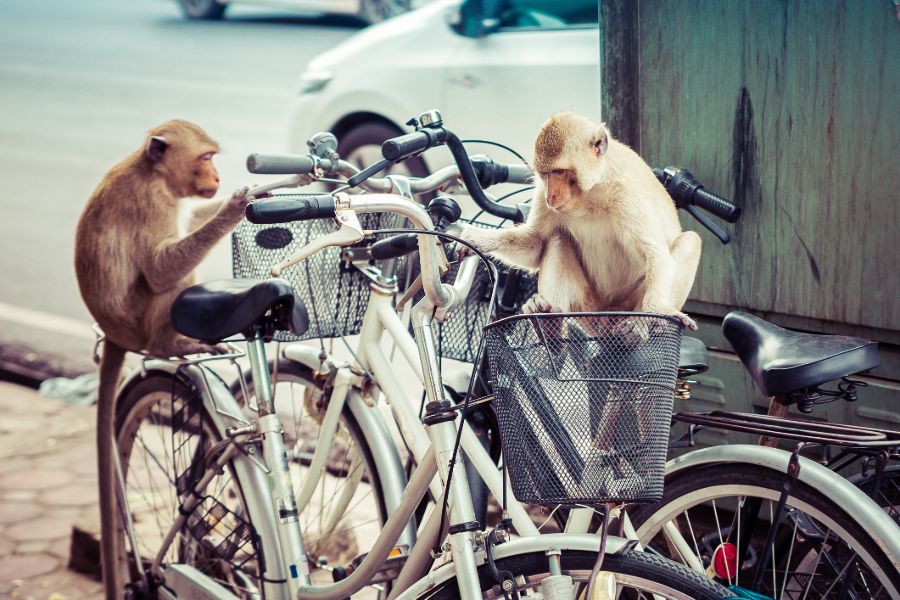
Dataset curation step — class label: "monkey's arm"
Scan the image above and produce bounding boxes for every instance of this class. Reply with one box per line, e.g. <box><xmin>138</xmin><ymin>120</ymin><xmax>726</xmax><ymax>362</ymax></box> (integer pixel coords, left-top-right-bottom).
<box><xmin>187</xmin><ymin>197</ymin><xmax>228</xmax><ymax>228</ymax></box>
<box><xmin>460</xmin><ymin>224</ymin><xmax>545</xmax><ymax>272</ymax></box>
<box><xmin>143</xmin><ymin>188</ymin><xmax>249</xmax><ymax>293</ymax></box>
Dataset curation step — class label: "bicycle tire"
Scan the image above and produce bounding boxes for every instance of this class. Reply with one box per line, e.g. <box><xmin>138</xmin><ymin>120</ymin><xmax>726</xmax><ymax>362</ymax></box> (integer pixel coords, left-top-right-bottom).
<box><xmin>421</xmin><ymin>549</ymin><xmax>733</xmax><ymax>599</ymax></box>
<box><xmin>628</xmin><ymin>462</ymin><xmax>900</xmax><ymax>599</ymax></box>
<box><xmin>232</xmin><ymin>359</ymin><xmax>390</xmax><ymax>589</ymax></box>
<box><xmin>113</xmin><ymin>370</ymin><xmax>265</xmax><ymax>597</ymax></box>
<box><xmin>848</xmin><ymin>464</ymin><xmax>900</xmax><ymax>526</ymax></box>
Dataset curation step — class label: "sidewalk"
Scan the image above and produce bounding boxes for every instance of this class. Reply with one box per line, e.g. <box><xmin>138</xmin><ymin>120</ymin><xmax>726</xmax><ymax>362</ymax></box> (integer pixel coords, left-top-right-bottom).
<box><xmin>0</xmin><ymin>381</ymin><xmax>102</xmax><ymax>599</ymax></box>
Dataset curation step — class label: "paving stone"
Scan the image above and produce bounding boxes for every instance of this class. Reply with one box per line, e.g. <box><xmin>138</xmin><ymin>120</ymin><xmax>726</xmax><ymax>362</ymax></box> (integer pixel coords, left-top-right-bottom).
<box><xmin>16</xmin><ymin>539</ymin><xmax>51</xmax><ymax>554</ymax></box>
<box><xmin>0</xmin><ymin>501</ymin><xmax>42</xmax><ymax>524</ymax></box>
<box><xmin>5</xmin><ymin>516</ymin><xmax>73</xmax><ymax>542</ymax></box>
<box><xmin>39</xmin><ymin>483</ymin><xmax>98</xmax><ymax>508</ymax></box>
<box><xmin>0</xmin><ymin>553</ymin><xmax>59</xmax><ymax>582</ymax></box>
<box><xmin>0</xmin><ymin>534</ymin><xmax>13</xmax><ymax>555</ymax></box>
<box><xmin>0</xmin><ymin>469</ymin><xmax>75</xmax><ymax>491</ymax></box>
<box><xmin>1</xmin><ymin>490</ymin><xmax>36</xmax><ymax>502</ymax></box>
<box><xmin>0</xmin><ymin>456</ymin><xmax>31</xmax><ymax>476</ymax></box>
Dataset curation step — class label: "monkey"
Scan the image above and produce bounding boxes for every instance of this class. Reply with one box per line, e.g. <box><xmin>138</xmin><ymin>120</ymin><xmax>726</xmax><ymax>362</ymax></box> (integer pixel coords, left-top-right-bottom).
<box><xmin>74</xmin><ymin>119</ymin><xmax>250</xmax><ymax>598</ymax></box>
<box><xmin>460</xmin><ymin>112</ymin><xmax>701</xmax><ymax>329</ymax></box>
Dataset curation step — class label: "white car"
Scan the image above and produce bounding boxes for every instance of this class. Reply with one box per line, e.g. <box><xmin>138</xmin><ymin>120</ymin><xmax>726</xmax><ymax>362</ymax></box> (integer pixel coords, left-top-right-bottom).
<box><xmin>286</xmin><ymin>0</ymin><xmax>600</xmax><ymax>176</ymax></box>
<box><xmin>176</xmin><ymin>0</ymin><xmax>413</xmax><ymax>25</ymax></box>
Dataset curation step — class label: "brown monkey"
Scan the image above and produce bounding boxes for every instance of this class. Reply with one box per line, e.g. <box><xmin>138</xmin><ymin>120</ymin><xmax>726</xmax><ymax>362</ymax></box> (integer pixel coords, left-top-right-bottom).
<box><xmin>461</xmin><ymin>112</ymin><xmax>701</xmax><ymax>329</ymax></box>
<box><xmin>74</xmin><ymin>119</ymin><xmax>249</xmax><ymax>597</ymax></box>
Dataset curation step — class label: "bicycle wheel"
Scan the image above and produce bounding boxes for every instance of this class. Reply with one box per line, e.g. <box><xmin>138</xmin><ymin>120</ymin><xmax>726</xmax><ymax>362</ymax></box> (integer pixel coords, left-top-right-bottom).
<box><xmin>114</xmin><ymin>371</ymin><xmax>264</xmax><ymax>597</ymax></box>
<box><xmin>422</xmin><ymin>549</ymin><xmax>733</xmax><ymax>599</ymax></box>
<box><xmin>849</xmin><ymin>464</ymin><xmax>900</xmax><ymax>525</ymax></box>
<box><xmin>232</xmin><ymin>359</ymin><xmax>390</xmax><ymax>588</ymax></box>
<box><xmin>628</xmin><ymin>463</ymin><xmax>900</xmax><ymax>599</ymax></box>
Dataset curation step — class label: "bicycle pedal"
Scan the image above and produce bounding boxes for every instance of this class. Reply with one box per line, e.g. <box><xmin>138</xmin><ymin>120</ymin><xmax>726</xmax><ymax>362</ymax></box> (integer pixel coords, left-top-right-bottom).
<box><xmin>332</xmin><ymin>545</ymin><xmax>410</xmax><ymax>585</ymax></box>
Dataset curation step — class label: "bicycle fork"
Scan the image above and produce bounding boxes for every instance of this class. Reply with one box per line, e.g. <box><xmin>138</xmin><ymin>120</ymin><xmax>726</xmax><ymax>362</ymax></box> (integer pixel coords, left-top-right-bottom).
<box><xmin>413</xmin><ymin>302</ymin><xmax>483</xmax><ymax>600</ymax></box>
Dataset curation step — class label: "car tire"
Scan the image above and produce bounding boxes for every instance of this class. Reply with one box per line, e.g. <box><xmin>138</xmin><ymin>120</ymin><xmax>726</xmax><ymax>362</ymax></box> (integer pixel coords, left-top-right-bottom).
<box><xmin>338</xmin><ymin>121</ymin><xmax>429</xmax><ymax>179</ymax></box>
<box><xmin>177</xmin><ymin>0</ymin><xmax>227</xmax><ymax>20</ymax></box>
<box><xmin>357</xmin><ymin>0</ymin><xmax>412</xmax><ymax>25</ymax></box>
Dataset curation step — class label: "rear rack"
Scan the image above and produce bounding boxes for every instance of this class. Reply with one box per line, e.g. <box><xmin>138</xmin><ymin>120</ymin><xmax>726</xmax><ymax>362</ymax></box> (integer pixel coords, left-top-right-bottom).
<box><xmin>673</xmin><ymin>411</ymin><xmax>900</xmax><ymax>449</ymax></box>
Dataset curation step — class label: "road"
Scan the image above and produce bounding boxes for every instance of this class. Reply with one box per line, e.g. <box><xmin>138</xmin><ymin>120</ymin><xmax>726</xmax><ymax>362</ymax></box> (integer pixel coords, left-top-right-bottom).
<box><xmin>0</xmin><ymin>0</ymin><xmax>360</xmax><ymax>375</ymax></box>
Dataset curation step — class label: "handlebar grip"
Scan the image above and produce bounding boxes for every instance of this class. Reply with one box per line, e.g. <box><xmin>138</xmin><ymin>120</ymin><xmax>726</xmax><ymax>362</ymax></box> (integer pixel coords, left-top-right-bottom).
<box><xmin>370</xmin><ymin>233</ymin><xmax>419</xmax><ymax>260</ymax></box>
<box><xmin>245</xmin><ymin>196</ymin><xmax>336</xmax><ymax>224</ymax></box>
<box><xmin>246</xmin><ymin>154</ymin><xmax>316</xmax><ymax>175</ymax></box>
<box><xmin>692</xmin><ymin>188</ymin><xmax>742</xmax><ymax>223</ymax></box>
<box><xmin>382</xmin><ymin>129</ymin><xmax>447</xmax><ymax>162</ymax></box>
<box><xmin>505</xmin><ymin>163</ymin><xmax>533</xmax><ymax>184</ymax></box>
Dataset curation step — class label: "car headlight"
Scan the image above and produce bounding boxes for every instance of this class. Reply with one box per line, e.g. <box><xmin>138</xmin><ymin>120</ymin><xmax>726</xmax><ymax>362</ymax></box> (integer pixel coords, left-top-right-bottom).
<box><xmin>298</xmin><ymin>71</ymin><xmax>334</xmax><ymax>95</ymax></box>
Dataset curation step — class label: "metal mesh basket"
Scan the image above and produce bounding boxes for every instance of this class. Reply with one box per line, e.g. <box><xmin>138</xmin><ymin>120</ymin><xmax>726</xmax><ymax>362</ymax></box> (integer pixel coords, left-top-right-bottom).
<box><xmin>231</xmin><ymin>197</ymin><xmax>408</xmax><ymax>342</ymax></box>
<box><xmin>427</xmin><ymin>258</ymin><xmax>536</xmax><ymax>363</ymax></box>
<box><xmin>483</xmin><ymin>313</ymin><xmax>684</xmax><ymax>505</ymax></box>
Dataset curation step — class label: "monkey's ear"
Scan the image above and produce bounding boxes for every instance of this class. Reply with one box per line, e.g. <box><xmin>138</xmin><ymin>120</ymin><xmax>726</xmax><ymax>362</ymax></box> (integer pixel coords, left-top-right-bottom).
<box><xmin>146</xmin><ymin>136</ymin><xmax>170</xmax><ymax>163</ymax></box>
<box><xmin>591</xmin><ymin>127</ymin><xmax>609</xmax><ymax>157</ymax></box>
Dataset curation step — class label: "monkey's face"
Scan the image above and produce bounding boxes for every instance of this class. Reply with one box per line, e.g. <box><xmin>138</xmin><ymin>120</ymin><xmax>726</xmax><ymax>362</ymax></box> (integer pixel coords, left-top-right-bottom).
<box><xmin>192</xmin><ymin>150</ymin><xmax>220</xmax><ymax>198</ymax></box>
<box><xmin>539</xmin><ymin>168</ymin><xmax>581</xmax><ymax>211</ymax></box>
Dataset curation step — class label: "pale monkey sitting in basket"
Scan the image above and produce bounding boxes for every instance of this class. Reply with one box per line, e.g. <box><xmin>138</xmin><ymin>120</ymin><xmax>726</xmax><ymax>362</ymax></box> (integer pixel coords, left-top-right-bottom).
<box><xmin>459</xmin><ymin>112</ymin><xmax>701</xmax><ymax>328</ymax></box>
<box><xmin>460</xmin><ymin>113</ymin><xmax>700</xmax><ymax>455</ymax></box>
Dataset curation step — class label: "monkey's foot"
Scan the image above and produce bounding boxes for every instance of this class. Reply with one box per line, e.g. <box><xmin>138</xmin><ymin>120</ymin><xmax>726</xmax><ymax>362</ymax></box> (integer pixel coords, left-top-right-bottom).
<box><xmin>521</xmin><ymin>294</ymin><xmax>558</xmax><ymax>315</ymax></box>
<box><xmin>669</xmin><ymin>311</ymin><xmax>697</xmax><ymax>331</ymax></box>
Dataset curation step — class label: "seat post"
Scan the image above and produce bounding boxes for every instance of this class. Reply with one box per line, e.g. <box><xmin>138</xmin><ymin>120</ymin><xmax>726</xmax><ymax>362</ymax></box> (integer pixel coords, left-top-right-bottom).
<box><xmin>759</xmin><ymin>395</ymin><xmax>790</xmax><ymax>447</ymax></box>
<box><xmin>246</xmin><ymin>328</ymin><xmax>275</xmax><ymax>416</ymax></box>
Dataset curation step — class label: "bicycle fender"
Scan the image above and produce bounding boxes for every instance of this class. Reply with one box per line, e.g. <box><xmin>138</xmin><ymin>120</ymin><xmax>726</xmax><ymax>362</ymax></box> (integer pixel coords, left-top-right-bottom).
<box><xmin>392</xmin><ymin>533</ymin><xmax>627</xmax><ymax>600</ymax></box>
<box><xmin>666</xmin><ymin>444</ymin><xmax>900</xmax><ymax>571</ymax></box>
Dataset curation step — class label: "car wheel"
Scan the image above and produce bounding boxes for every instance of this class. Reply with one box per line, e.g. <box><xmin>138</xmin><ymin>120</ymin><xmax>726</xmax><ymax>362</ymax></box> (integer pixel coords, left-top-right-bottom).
<box><xmin>338</xmin><ymin>121</ymin><xmax>428</xmax><ymax>181</ymax></box>
<box><xmin>177</xmin><ymin>0</ymin><xmax>227</xmax><ymax>20</ymax></box>
<box><xmin>357</xmin><ymin>0</ymin><xmax>412</xmax><ymax>25</ymax></box>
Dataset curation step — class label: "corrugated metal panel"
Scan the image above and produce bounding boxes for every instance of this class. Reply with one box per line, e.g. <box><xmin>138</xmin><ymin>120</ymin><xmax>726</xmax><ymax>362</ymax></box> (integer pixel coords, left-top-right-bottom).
<box><xmin>601</xmin><ymin>0</ymin><xmax>900</xmax><ymax>337</ymax></box>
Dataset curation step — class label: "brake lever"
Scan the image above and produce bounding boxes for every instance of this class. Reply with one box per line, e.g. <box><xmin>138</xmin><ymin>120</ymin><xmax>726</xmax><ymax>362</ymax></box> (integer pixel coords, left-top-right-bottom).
<box><xmin>684</xmin><ymin>205</ymin><xmax>730</xmax><ymax>244</ymax></box>
<box><xmin>269</xmin><ymin>208</ymin><xmax>365</xmax><ymax>277</ymax></box>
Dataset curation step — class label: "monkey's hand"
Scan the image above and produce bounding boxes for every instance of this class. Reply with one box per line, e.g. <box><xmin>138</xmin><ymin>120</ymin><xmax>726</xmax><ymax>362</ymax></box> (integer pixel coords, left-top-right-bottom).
<box><xmin>456</xmin><ymin>225</ymin><xmax>500</xmax><ymax>260</ymax></box>
<box><xmin>219</xmin><ymin>186</ymin><xmax>252</xmax><ymax>222</ymax></box>
<box><xmin>521</xmin><ymin>294</ymin><xmax>558</xmax><ymax>315</ymax></box>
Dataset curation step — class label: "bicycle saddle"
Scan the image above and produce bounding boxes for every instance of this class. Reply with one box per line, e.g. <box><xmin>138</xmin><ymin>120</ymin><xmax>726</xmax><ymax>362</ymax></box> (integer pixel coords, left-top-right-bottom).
<box><xmin>171</xmin><ymin>278</ymin><xmax>309</xmax><ymax>343</ymax></box>
<box><xmin>679</xmin><ymin>336</ymin><xmax>708</xmax><ymax>375</ymax></box>
<box><xmin>722</xmin><ymin>311</ymin><xmax>878</xmax><ymax>397</ymax></box>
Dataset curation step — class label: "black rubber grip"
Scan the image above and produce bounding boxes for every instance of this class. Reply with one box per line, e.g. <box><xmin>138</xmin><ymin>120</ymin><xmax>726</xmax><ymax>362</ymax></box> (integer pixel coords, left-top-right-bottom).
<box><xmin>692</xmin><ymin>188</ymin><xmax>742</xmax><ymax>223</ymax></box>
<box><xmin>246</xmin><ymin>153</ymin><xmax>316</xmax><ymax>175</ymax></box>
<box><xmin>370</xmin><ymin>234</ymin><xmax>419</xmax><ymax>260</ymax></box>
<box><xmin>245</xmin><ymin>196</ymin><xmax>335</xmax><ymax>224</ymax></box>
<box><xmin>382</xmin><ymin>129</ymin><xmax>446</xmax><ymax>161</ymax></box>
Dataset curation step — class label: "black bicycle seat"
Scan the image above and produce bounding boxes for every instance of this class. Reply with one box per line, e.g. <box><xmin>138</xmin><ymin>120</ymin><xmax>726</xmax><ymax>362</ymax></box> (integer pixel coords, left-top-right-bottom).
<box><xmin>171</xmin><ymin>278</ymin><xmax>308</xmax><ymax>343</ymax></box>
<box><xmin>722</xmin><ymin>311</ymin><xmax>878</xmax><ymax>397</ymax></box>
<box><xmin>679</xmin><ymin>336</ymin><xmax>709</xmax><ymax>375</ymax></box>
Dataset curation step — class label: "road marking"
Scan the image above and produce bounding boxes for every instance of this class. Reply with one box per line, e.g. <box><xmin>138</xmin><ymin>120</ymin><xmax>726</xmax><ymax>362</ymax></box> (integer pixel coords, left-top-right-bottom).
<box><xmin>0</xmin><ymin>62</ymin><xmax>286</xmax><ymax>100</ymax></box>
<box><xmin>0</xmin><ymin>301</ymin><xmax>95</xmax><ymax>340</ymax></box>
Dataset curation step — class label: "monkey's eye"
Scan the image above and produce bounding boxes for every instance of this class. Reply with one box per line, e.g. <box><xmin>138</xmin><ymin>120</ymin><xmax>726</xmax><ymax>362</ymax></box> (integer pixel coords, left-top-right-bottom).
<box><xmin>200</xmin><ymin>152</ymin><xmax>215</xmax><ymax>161</ymax></box>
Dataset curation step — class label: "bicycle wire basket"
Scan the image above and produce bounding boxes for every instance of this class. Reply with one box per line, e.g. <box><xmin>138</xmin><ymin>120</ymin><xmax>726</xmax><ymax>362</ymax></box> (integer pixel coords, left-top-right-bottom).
<box><xmin>231</xmin><ymin>196</ymin><xmax>410</xmax><ymax>342</ymax></box>
<box><xmin>411</xmin><ymin>219</ymin><xmax>538</xmax><ymax>364</ymax></box>
<box><xmin>483</xmin><ymin>312</ymin><xmax>684</xmax><ymax>505</ymax></box>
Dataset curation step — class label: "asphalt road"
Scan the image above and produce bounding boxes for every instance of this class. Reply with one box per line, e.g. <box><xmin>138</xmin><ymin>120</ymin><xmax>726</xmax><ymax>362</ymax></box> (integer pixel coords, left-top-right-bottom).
<box><xmin>0</xmin><ymin>0</ymin><xmax>360</xmax><ymax>375</ymax></box>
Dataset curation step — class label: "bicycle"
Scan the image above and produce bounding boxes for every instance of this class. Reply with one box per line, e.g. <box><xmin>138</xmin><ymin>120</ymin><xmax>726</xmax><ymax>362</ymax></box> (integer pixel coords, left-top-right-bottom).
<box><xmin>625</xmin><ymin>311</ymin><xmax>900</xmax><ymax>598</ymax></box>
<box><xmin>101</xmin><ymin>111</ymin><xmax>734</xmax><ymax>599</ymax></box>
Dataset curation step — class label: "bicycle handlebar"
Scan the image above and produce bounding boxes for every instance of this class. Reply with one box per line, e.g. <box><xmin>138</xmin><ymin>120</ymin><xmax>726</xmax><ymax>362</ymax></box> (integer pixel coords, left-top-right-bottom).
<box><xmin>246</xmin><ymin>153</ymin><xmax>321</xmax><ymax>175</ymax></box>
<box><xmin>653</xmin><ymin>166</ymin><xmax>741</xmax><ymax>244</ymax></box>
<box><xmin>245</xmin><ymin>195</ymin><xmax>336</xmax><ymax>224</ymax></box>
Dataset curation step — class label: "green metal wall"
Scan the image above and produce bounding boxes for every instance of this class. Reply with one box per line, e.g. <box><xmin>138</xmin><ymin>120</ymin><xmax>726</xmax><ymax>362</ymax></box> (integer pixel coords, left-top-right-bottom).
<box><xmin>599</xmin><ymin>0</ymin><xmax>900</xmax><ymax>431</ymax></box>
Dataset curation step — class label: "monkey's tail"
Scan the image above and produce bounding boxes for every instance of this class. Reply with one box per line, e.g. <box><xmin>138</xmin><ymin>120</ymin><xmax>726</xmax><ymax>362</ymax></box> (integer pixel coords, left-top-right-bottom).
<box><xmin>96</xmin><ymin>340</ymin><xmax>126</xmax><ymax>600</ymax></box>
